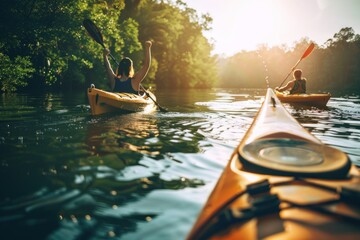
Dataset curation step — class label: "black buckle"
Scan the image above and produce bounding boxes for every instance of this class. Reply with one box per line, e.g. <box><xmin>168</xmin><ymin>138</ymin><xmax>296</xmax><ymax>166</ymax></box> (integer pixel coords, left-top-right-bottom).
<box><xmin>247</xmin><ymin>179</ymin><xmax>271</xmax><ymax>195</ymax></box>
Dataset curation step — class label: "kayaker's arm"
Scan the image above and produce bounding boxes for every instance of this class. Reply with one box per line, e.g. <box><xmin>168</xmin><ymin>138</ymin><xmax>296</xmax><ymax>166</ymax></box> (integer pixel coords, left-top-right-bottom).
<box><xmin>132</xmin><ymin>41</ymin><xmax>152</xmax><ymax>91</ymax></box>
<box><xmin>276</xmin><ymin>81</ymin><xmax>294</xmax><ymax>92</ymax></box>
<box><xmin>103</xmin><ymin>48</ymin><xmax>116</xmax><ymax>90</ymax></box>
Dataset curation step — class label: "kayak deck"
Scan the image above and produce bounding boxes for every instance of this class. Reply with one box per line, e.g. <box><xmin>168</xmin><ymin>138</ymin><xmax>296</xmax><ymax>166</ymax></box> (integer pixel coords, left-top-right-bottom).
<box><xmin>187</xmin><ymin>89</ymin><xmax>359</xmax><ymax>240</ymax></box>
<box><xmin>87</xmin><ymin>85</ymin><xmax>157</xmax><ymax>115</ymax></box>
<box><xmin>276</xmin><ymin>91</ymin><xmax>331</xmax><ymax>107</ymax></box>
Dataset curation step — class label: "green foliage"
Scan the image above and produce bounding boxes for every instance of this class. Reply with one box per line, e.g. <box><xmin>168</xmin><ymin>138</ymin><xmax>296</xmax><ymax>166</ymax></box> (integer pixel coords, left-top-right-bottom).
<box><xmin>125</xmin><ymin>0</ymin><xmax>217</xmax><ymax>89</ymax></box>
<box><xmin>0</xmin><ymin>0</ymin><xmax>126</xmax><ymax>91</ymax></box>
<box><xmin>3</xmin><ymin>0</ymin><xmax>358</xmax><ymax>94</ymax></box>
<box><xmin>0</xmin><ymin>51</ymin><xmax>34</xmax><ymax>92</ymax></box>
<box><xmin>0</xmin><ymin>0</ymin><xmax>216</xmax><ymax>92</ymax></box>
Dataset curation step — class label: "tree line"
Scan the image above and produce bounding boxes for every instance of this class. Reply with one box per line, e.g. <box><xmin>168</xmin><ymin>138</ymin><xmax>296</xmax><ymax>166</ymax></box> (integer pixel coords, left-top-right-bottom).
<box><xmin>0</xmin><ymin>0</ymin><xmax>216</xmax><ymax>92</ymax></box>
<box><xmin>0</xmin><ymin>0</ymin><xmax>359</xmax><ymax>94</ymax></box>
<box><xmin>217</xmin><ymin>27</ymin><xmax>360</xmax><ymax>94</ymax></box>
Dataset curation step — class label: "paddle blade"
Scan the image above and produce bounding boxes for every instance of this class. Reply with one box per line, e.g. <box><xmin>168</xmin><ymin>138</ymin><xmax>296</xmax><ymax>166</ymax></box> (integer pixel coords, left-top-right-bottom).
<box><xmin>301</xmin><ymin>42</ymin><xmax>315</xmax><ymax>60</ymax></box>
<box><xmin>83</xmin><ymin>19</ymin><xmax>105</xmax><ymax>48</ymax></box>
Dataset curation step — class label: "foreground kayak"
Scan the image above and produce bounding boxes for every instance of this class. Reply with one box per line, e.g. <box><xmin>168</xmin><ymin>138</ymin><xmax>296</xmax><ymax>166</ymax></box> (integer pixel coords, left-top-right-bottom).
<box><xmin>87</xmin><ymin>85</ymin><xmax>157</xmax><ymax>115</ymax></box>
<box><xmin>276</xmin><ymin>91</ymin><xmax>331</xmax><ymax>107</ymax></box>
<box><xmin>187</xmin><ymin>88</ymin><xmax>359</xmax><ymax>240</ymax></box>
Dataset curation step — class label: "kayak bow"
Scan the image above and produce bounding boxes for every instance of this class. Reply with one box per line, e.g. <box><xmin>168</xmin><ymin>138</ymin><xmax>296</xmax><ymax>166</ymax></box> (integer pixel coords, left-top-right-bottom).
<box><xmin>187</xmin><ymin>88</ymin><xmax>359</xmax><ymax>240</ymax></box>
<box><xmin>87</xmin><ymin>85</ymin><xmax>157</xmax><ymax>115</ymax></box>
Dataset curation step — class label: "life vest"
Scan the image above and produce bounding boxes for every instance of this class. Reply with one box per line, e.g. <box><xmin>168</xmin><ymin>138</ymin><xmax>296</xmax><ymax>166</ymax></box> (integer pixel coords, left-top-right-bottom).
<box><xmin>113</xmin><ymin>77</ymin><xmax>138</xmax><ymax>94</ymax></box>
<box><xmin>290</xmin><ymin>79</ymin><xmax>306</xmax><ymax>94</ymax></box>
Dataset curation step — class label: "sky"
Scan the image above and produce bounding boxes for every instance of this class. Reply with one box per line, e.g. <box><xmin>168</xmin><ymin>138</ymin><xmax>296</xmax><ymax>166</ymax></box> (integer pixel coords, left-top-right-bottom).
<box><xmin>182</xmin><ymin>0</ymin><xmax>360</xmax><ymax>56</ymax></box>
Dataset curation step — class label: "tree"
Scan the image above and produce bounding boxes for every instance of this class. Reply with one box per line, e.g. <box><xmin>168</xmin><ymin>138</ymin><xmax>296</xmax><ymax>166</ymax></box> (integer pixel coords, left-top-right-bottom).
<box><xmin>216</xmin><ymin>30</ymin><xmax>360</xmax><ymax>94</ymax></box>
<box><xmin>0</xmin><ymin>0</ymin><xmax>217</xmax><ymax>91</ymax></box>
<box><xmin>0</xmin><ymin>51</ymin><xmax>34</xmax><ymax>92</ymax></box>
<box><xmin>0</xmin><ymin>0</ymin><xmax>127</xmax><ymax>91</ymax></box>
<box><xmin>121</xmin><ymin>0</ymin><xmax>217</xmax><ymax>89</ymax></box>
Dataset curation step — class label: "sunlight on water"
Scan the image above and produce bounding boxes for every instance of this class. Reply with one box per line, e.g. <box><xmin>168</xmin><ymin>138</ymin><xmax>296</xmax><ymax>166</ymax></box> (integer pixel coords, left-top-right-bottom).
<box><xmin>0</xmin><ymin>89</ymin><xmax>359</xmax><ymax>239</ymax></box>
<box><xmin>286</xmin><ymin>97</ymin><xmax>360</xmax><ymax>166</ymax></box>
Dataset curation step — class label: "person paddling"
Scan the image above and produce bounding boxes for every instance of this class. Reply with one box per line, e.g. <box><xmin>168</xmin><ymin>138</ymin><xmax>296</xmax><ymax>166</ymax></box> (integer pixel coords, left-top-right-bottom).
<box><xmin>275</xmin><ymin>69</ymin><xmax>306</xmax><ymax>94</ymax></box>
<box><xmin>103</xmin><ymin>40</ymin><xmax>152</xmax><ymax>94</ymax></box>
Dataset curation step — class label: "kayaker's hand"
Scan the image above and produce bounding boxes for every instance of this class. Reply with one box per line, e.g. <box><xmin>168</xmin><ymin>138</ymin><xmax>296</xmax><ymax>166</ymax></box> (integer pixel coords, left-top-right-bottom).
<box><xmin>145</xmin><ymin>41</ymin><xmax>152</xmax><ymax>48</ymax></box>
<box><xmin>275</xmin><ymin>87</ymin><xmax>279</xmax><ymax>91</ymax></box>
<box><xmin>103</xmin><ymin>48</ymin><xmax>110</xmax><ymax>57</ymax></box>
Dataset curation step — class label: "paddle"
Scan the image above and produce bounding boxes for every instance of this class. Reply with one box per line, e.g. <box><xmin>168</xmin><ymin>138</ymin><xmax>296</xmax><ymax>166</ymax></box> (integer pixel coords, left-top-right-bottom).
<box><xmin>139</xmin><ymin>85</ymin><xmax>168</xmax><ymax>112</ymax></box>
<box><xmin>278</xmin><ymin>42</ymin><xmax>315</xmax><ymax>88</ymax></box>
<box><xmin>83</xmin><ymin>19</ymin><xmax>119</xmax><ymax>65</ymax></box>
<box><xmin>82</xmin><ymin>19</ymin><xmax>168</xmax><ymax>112</ymax></box>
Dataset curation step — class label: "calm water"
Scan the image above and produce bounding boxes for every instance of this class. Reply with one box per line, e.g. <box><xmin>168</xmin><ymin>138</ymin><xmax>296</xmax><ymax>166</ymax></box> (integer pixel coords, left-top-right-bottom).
<box><xmin>0</xmin><ymin>88</ymin><xmax>359</xmax><ymax>240</ymax></box>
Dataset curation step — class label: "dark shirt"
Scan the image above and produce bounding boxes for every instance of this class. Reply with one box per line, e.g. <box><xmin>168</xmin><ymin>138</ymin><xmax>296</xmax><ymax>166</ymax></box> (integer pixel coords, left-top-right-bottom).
<box><xmin>113</xmin><ymin>77</ymin><xmax>138</xmax><ymax>94</ymax></box>
<box><xmin>290</xmin><ymin>79</ymin><xmax>306</xmax><ymax>94</ymax></box>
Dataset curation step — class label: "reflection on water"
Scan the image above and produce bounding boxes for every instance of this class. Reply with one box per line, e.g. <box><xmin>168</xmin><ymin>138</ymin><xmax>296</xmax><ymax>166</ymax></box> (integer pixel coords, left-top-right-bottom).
<box><xmin>0</xmin><ymin>89</ymin><xmax>359</xmax><ymax>239</ymax></box>
<box><xmin>287</xmin><ymin>96</ymin><xmax>360</xmax><ymax>166</ymax></box>
<box><xmin>86</xmin><ymin>113</ymin><xmax>161</xmax><ymax>157</ymax></box>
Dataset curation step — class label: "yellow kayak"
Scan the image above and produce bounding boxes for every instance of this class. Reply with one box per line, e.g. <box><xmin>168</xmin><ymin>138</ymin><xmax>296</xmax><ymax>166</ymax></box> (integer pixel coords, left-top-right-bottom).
<box><xmin>187</xmin><ymin>88</ymin><xmax>359</xmax><ymax>240</ymax></box>
<box><xmin>87</xmin><ymin>85</ymin><xmax>157</xmax><ymax>115</ymax></box>
<box><xmin>276</xmin><ymin>91</ymin><xmax>331</xmax><ymax>107</ymax></box>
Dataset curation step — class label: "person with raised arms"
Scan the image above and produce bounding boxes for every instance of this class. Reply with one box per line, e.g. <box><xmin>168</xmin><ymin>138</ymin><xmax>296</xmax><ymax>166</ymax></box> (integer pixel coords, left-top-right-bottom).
<box><xmin>103</xmin><ymin>41</ymin><xmax>152</xmax><ymax>93</ymax></box>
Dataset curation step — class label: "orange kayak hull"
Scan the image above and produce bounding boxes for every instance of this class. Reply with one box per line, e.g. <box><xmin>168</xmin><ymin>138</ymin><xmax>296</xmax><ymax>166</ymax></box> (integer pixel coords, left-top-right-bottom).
<box><xmin>276</xmin><ymin>91</ymin><xmax>331</xmax><ymax>107</ymax></box>
<box><xmin>87</xmin><ymin>86</ymin><xmax>157</xmax><ymax>115</ymax></box>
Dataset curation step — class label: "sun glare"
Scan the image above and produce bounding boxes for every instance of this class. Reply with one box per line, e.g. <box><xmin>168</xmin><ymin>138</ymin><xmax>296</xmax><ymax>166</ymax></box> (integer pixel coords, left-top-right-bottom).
<box><xmin>207</xmin><ymin>0</ymin><xmax>294</xmax><ymax>54</ymax></box>
<box><xmin>239</xmin><ymin>1</ymin><xmax>282</xmax><ymax>45</ymax></box>
<box><xmin>184</xmin><ymin>0</ymin><xmax>360</xmax><ymax>55</ymax></box>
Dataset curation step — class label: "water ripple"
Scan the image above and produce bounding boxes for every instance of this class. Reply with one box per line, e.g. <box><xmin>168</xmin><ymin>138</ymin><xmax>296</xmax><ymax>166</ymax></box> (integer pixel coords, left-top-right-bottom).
<box><xmin>1</xmin><ymin>89</ymin><xmax>359</xmax><ymax>239</ymax></box>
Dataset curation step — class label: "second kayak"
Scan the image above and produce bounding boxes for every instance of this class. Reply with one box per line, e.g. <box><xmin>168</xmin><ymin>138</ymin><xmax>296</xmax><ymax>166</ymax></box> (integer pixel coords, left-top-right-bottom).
<box><xmin>187</xmin><ymin>88</ymin><xmax>359</xmax><ymax>240</ymax></box>
<box><xmin>276</xmin><ymin>90</ymin><xmax>331</xmax><ymax>107</ymax></box>
<box><xmin>87</xmin><ymin>85</ymin><xmax>157</xmax><ymax>115</ymax></box>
